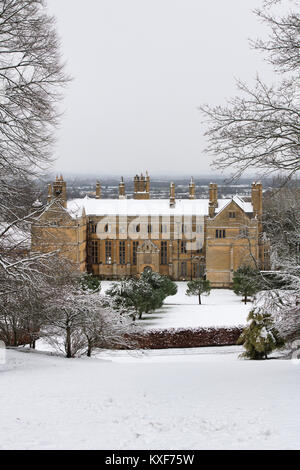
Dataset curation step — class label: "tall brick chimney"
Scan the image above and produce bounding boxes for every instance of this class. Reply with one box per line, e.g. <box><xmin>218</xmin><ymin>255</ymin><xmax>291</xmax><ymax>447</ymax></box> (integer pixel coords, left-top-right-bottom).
<box><xmin>209</xmin><ymin>183</ymin><xmax>218</xmax><ymax>218</ymax></box>
<box><xmin>170</xmin><ymin>182</ymin><xmax>175</xmax><ymax>208</ymax></box>
<box><xmin>189</xmin><ymin>177</ymin><xmax>195</xmax><ymax>199</ymax></box>
<box><xmin>119</xmin><ymin>177</ymin><xmax>125</xmax><ymax>199</ymax></box>
<box><xmin>96</xmin><ymin>181</ymin><xmax>101</xmax><ymax>199</ymax></box>
<box><xmin>51</xmin><ymin>175</ymin><xmax>67</xmax><ymax>208</ymax></box>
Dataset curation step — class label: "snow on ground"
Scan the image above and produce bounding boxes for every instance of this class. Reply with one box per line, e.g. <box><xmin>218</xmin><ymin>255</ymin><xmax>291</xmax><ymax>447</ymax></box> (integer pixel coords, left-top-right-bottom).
<box><xmin>102</xmin><ymin>281</ymin><xmax>251</xmax><ymax>329</ymax></box>
<box><xmin>1</xmin><ymin>347</ymin><xmax>300</xmax><ymax>450</ymax></box>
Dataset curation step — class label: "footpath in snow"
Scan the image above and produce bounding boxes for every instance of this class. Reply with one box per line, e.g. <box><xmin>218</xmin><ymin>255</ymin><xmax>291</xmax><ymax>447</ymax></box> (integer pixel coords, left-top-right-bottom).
<box><xmin>1</xmin><ymin>347</ymin><xmax>299</xmax><ymax>450</ymax></box>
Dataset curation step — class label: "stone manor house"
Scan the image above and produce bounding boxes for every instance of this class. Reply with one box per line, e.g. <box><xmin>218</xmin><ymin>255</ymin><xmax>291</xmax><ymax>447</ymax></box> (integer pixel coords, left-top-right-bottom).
<box><xmin>31</xmin><ymin>173</ymin><xmax>270</xmax><ymax>287</ymax></box>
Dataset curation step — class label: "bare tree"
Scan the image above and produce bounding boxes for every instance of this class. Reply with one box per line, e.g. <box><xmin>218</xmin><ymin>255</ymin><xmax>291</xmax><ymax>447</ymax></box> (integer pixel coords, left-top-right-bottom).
<box><xmin>253</xmin><ymin>182</ymin><xmax>300</xmax><ymax>342</ymax></box>
<box><xmin>0</xmin><ymin>280</ymin><xmax>50</xmax><ymax>347</ymax></box>
<box><xmin>0</xmin><ymin>0</ymin><xmax>68</xmax><ymax>181</ymax></box>
<box><xmin>0</xmin><ymin>255</ymin><xmax>75</xmax><ymax>346</ymax></box>
<box><xmin>263</xmin><ymin>181</ymin><xmax>300</xmax><ymax>262</ymax></box>
<box><xmin>200</xmin><ymin>0</ymin><xmax>300</xmax><ymax>182</ymax></box>
<box><xmin>44</xmin><ymin>286</ymin><xmax>139</xmax><ymax>358</ymax></box>
<box><xmin>81</xmin><ymin>302</ymin><xmax>139</xmax><ymax>357</ymax></box>
<box><xmin>253</xmin><ymin>1</ymin><xmax>300</xmax><ymax>73</ymax></box>
<box><xmin>0</xmin><ymin>0</ymin><xmax>69</xmax><ymax>285</ymax></box>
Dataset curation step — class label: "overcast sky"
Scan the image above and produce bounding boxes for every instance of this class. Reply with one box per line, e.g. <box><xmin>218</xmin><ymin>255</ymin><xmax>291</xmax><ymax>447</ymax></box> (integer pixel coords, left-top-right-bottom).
<box><xmin>47</xmin><ymin>0</ymin><xmax>274</xmax><ymax>177</ymax></box>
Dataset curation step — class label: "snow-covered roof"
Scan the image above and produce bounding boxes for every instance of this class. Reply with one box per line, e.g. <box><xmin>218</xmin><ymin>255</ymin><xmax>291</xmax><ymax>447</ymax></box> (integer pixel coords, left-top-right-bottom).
<box><xmin>215</xmin><ymin>195</ymin><xmax>253</xmax><ymax>215</ymax></box>
<box><xmin>67</xmin><ymin>196</ymin><xmax>253</xmax><ymax>218</ymax></box>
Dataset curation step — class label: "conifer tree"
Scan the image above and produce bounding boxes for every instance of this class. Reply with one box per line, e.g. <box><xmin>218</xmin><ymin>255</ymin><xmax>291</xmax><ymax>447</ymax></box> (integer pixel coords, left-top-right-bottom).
<box><xmin>79</xmin><ymin>274</ymin><xmax>101</xmax><ymax>292</ymax></box>
<box><xmin>238</xmin><ymin>308</ymin><xmax>284</xmax><ymax>359</ymax></box>
<box><xmin>233</xmin><ymin>266</ymin><xmax>261</xmax><ymax>304</ymax></box>
<box><xmin>106</xmin><ymin>273</ymin><xmax>177</xmax><ymax>319</ymax></box>
<box><xmin>186</xmin><ymin>278</ymin><xmax>211</xmax><ymax>305</ymax></box>
<box><xmin>140</xmin><ymin>270</ymin><xmax>177</xmax><ymax>297</ymax></box>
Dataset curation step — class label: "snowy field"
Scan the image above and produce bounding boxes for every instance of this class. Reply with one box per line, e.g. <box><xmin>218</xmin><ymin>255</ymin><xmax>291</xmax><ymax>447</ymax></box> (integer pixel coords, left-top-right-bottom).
<box><xmin>1</xmin><ymin>347</ymin><xmax>300</xmax><ymax>450</ymax></box>
<box><xmin>102</xmin><ymin>281</ymin><xmax>251</xmax><ymax>329</ymax></box>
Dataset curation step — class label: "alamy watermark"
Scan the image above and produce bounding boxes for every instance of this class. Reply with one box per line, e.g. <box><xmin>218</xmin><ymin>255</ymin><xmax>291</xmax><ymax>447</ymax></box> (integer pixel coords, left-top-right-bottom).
<box><xmin>92</xmin><ymin>214</ymin><xmax>205</xmax><ymax>251</ymax></box>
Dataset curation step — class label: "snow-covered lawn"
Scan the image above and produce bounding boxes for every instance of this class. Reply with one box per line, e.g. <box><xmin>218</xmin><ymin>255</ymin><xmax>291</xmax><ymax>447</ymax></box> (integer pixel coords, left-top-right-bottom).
<box><xmin>1</xmin><ymin>347</ymin><xmax>299</xmax><ymax>450</ymax></box>
<box><xmin>102</xmin><ymin>281</ymin><xmax>251</xmax><ymax>329</ymax></box>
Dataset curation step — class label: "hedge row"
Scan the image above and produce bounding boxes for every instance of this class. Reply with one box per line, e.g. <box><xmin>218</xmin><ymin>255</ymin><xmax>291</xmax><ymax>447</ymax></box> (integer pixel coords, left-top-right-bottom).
<box><xmin>122</xmin><ymin>326</ymin><xmax>244</xmax><ymax>350</ymax></box>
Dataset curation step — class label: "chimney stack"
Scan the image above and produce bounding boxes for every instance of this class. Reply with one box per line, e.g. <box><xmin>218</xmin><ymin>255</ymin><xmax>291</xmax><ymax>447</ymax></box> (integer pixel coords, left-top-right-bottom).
<box><xmin>133</xmin><ymin>172</ymin><xmax>150</xmax><ymax>199</ymax></box>
<box><xmin>170</xmin><ymin>182</ymin><xmax>175</xmax><ymax>208</ymax></box>
<box><xmin>189</xmin><ymin>177</ymin><xmax>195</xmax><ymax>199</ymax></box>
<box><xmin>145</xmin><ymin>171</ymin><xmax>150</xmax><ymax>193</ymax></box>
<box><xmin>96</xmin><ymin>181</ymin><xmax>101</xmax><ymax>199</ymax></box>
<box><xmin>51</xmin><ymin>175</ymin><xmax>67</xmax><ymax>208</ymax></box>
<box><xmin>209</xmin><ymin>183</ymin><xmax>218</xmax><ymax>218</ymax></box>
<box><xmin>119</xmin><ymin>177</ymin><xmax>125</xmax><ymax>199</ymax></box>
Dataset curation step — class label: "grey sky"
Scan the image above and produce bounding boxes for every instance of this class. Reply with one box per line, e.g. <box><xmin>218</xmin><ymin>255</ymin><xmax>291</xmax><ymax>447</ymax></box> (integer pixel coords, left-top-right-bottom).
<box><xmin>47</xmin><ymin>0</ymin><xmax>274</xmax><ymax>177</ymax></box>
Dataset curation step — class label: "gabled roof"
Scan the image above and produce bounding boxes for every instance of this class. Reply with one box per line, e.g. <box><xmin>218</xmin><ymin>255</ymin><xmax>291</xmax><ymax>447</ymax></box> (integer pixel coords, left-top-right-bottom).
<box><xmin>215</xmin><ymin>195</ymin><xmax>253</xmax><ymax>216</ymax></box>
<box><xmin>35</xmin><ymin>199</ymin><xmax>74</xmax><ymax>222</ymax></box>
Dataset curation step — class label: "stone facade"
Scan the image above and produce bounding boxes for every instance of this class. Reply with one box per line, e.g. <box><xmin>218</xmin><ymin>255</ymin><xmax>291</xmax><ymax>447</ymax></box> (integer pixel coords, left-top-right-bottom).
<box><xmin>31</xmin><ymin>176</ymin><xmax>87</xmax><ymax>272</ymax></box>
<box><xmin>31</xmin><ymin>174</ymin><xmax>270</xmax><ymax>286</ymax></box>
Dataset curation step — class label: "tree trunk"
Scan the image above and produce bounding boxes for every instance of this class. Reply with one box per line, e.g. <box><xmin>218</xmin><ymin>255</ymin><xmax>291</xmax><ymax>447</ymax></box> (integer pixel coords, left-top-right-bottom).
<box><xmin>198</xmin><ymin>293</ymin><xmax>201</xmax><ymax>305</ymax></box>
<box><xmin>87</xmin><ymin>338</ymin><xmax>92</xmax><ymax>357</ymax></box>
<box><xmin>13</xmin><ymin>329</ymin><xmax>18</xmax><ymax>347</ymax></box>
<box><xmin>66</xmin><ymin>326</ymin><xmax>72</xmax><ymax>358</ymax></box>
<box><xmin>244</xmin><ymin>294</ymin><xmax>248</xmax><ymax>304</ymax></box>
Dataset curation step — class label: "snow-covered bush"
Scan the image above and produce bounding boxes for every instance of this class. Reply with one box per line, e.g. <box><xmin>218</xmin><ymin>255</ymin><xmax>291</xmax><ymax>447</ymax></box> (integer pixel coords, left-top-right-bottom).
<box><xmin>254</xmin><ymin>288</ymin><xmax>300</xmax><ymax>344</ymax></box>
<box><xmin>238</xmin><ymin>308</ymin><xmax>284</xmax><ymax>359</ymax></box>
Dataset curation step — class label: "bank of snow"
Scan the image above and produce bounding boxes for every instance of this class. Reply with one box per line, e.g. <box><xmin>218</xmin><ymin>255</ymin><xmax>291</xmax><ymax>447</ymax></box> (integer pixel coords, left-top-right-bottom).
<box><xmin>1</xmin><ymin>347</ymin><xmax>299</xmax><ymax>450</ymax></box>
